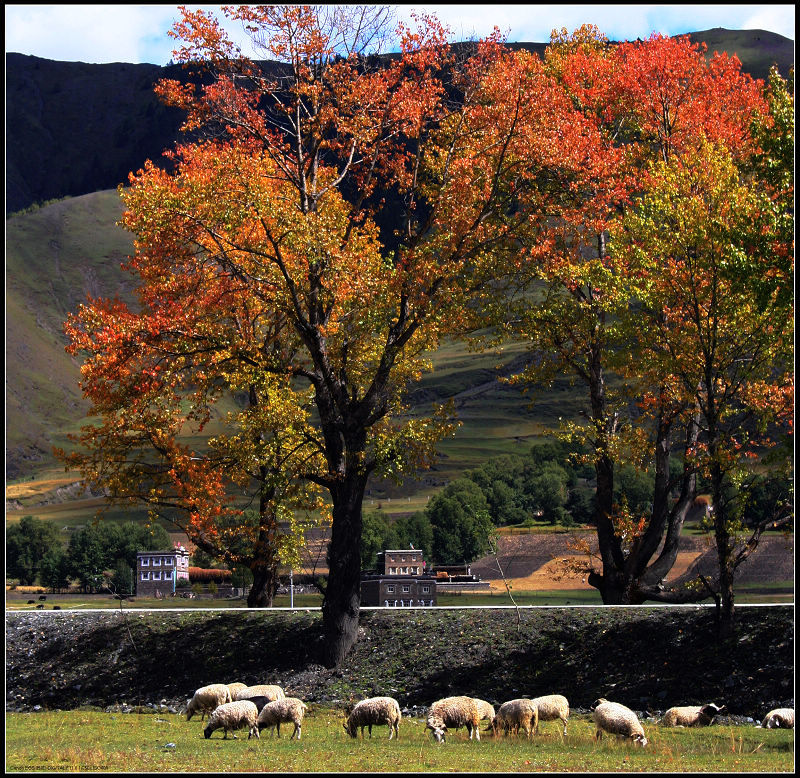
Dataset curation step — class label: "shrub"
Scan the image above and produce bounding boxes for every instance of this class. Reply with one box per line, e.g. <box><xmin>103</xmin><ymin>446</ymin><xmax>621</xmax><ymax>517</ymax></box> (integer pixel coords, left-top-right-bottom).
<box><xmin>207</xmin><ymin>581</ymin><xmax>218</xmax><ymax>595</ymax></box>
<box><xmin>188</xmin><ymin>566</ymin><xmax>232</xmax><ymax>583</ymax></box>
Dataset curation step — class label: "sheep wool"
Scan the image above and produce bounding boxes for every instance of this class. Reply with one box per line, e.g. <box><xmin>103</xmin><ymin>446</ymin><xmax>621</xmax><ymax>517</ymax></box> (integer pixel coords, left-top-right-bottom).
<box><xmin>257</xmin><ymin>697</ymin><xmax>308</xmax><ymax>739</ymax></box>
<box><xmin>186</xmin><ymin>683</ymin><xmax>232</xmax><ymax>721</ymax></box>
<box><xmin>343</xmin><ymin>696</ymin><xmax>402</xmax><ymax>740</ymax></box>
<box><xmin>426</xmin><ymin>696</ymin><xmax>481</xmax><ymax>743</ymax></box>
<box><xmin>226</xmin><ymin>682</ymin><xmax>248</xmax><ymax>700</ymax></box>
<box><xmin>591</xmin><ymin>699</ymin><xmax>648</xmax><ymax>747</ymax></box>
<box><xmin>761</xmin><ymin>708</ymin><xmax>794</xmax><ymax>729</ymax></box>
<box><xmin>234</xmin><ymin>684</ymin><xmax>286</xmax><ymax>703</ymax></box>
<box><xmin>530</xmin><ymin>694</ymin><xmax>570</xmax><ymax>736</ymax></box>
<box><xmin>203</xmin><ymin>700</ymin><xmax>260</xmax><ymax>740</ymax></box>
<box><xmin>473</xmin><ymin>698</ymin><xmax>496</xmax><ymax>722</ymax></box>
<box><xmin>661</xmin><ymin>703</ymin><xmax>724</xmax><ymax>727</ymax></box>
<box><xmin>491</xmin><ymin>698</ymin><xmax>539</xmax><ymax>739</ymax></box>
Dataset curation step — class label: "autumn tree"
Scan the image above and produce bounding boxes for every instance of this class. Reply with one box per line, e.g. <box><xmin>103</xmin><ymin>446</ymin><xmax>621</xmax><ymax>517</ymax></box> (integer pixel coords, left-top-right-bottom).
<box><xmin>507</xmin><ymin>29</ymin><xmax>770</xmax><ymax>604</ymax></box>
<box><xmin>614</xmin><ymin>131</ymin><xmax>793</xmax><ymax>634</ymax></box>
<box><xmin>61</xmin><ymin>6</ymin><xmax>557</xmax><ymax>665</ymax></box>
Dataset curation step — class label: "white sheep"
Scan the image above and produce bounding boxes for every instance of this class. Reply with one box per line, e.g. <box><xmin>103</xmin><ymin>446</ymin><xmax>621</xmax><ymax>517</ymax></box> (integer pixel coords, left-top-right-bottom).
<box><xmin>203</xmin><ymin>700</ymin><xmax>260</xmax><ymax>739</ymax></box>
<box><xmin>234</xmin><ymin>684</ymin><xmax>285</xmax><ymax>703</ymax></box>
<box><xmin>490</xmin><ymin>698</ymin><xmax>539</xmax><ymax>739</ymax></box>
<box><xmin>257</xmin><ymin>697</ymin><xmax>308</xmax><ymax>739</ymax></box>
<box><xmin>185</xmin><ymin>683</ymin><xmax>232</xmax><ymax>721</ymax></box>
<box><xmin>761</xmin><ymin>708</ymin><xmax>794</xmax><ymax>729</ymax></box>
<box><xmin>473</xmin><ymin>698</ymin><xmax>496</xmax><ymax>723</ymax></box>
<box><xmin>426</xmin><ymin>696</ymin><xmax>481</xmax><ymax>743</ymax></box>
<box><xmin>531</xmin><ymin>694</ymin><xmax>570</xmax><ymax>736</ymax></box>
<box><xmin>660</xmin><ymin>703</ymin><xmax>724</xmax><ymax>727</ymax></box>
<box><xmin>592</xmin><ymin>699</ymin><xmax>648</xmax><ymax>747</ymax></box>
<box><xmin>227</xmin><ymin>682</ymin><xmax>247</xmax><ymax>700</ymax></box>
<box><xmin>343</xmin><ymin>696</ymin><xmax>401</xmax><ymax>739</ymax></box>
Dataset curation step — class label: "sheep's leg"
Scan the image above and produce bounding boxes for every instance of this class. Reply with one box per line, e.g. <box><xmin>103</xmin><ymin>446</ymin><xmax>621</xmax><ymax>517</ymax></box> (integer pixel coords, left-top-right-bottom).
<box><xmin>293</xmin><ymin>723</ymin><xmax>301</xmax><ymax>740</ymax></box>
<box><xmin>368</xmin><ymin>724</ymin><xmax>373</xmax><ymax>737</ymax></box>
<box><xmin>276</xmin><ymin>722</ymin><xmax>281</xmax><ymax>738</ymax></box>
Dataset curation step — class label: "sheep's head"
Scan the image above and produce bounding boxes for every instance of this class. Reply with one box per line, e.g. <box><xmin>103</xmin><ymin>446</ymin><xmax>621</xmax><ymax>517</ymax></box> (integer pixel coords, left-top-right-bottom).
<box><xmin>590</xmin><ymin>698</ymin><xmax>608</xmax><ymax>710</ymax></box>
<box><xmin>703</xmin><ymin>703</ymin><xmax>724</xmax><ymax>717</ymax></box>
<box><xmin>343</xmin><ymin>719</ymin><xmax>357</xmax><ymax>738</ymax></box>
<box><xmin>633</xmin><ymin>733</ymin><xmax>648</xmax><ymax>747</ymax></box>
<box><xmin>203</xmin><ymin>726</ymin><xmax>212</xmax><ymax>739</ymax></box>
<box><xmin>426</xmin><ymin>715</ymin><xmax>447</xmax><ymax>743</ymax></box>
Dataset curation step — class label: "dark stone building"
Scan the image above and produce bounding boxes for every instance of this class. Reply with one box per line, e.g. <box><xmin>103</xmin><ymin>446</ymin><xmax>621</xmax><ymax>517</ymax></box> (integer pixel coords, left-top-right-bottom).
<box><xmin>136</xmin><ymin>544</ymin><xmax>190</xmax><ymax>597</ymax></box>
<box><xmin>360</xmin><ymin>547</ymin><xmax>437</xmax><ymax>607</ymax></box>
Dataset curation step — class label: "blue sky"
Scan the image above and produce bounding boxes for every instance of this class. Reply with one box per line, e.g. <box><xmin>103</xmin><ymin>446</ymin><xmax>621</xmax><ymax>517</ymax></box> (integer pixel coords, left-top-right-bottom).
<box><xmin>5</xmin><ymin>4</ymin><xmax>795</xmax><ymax>65</ymax></box>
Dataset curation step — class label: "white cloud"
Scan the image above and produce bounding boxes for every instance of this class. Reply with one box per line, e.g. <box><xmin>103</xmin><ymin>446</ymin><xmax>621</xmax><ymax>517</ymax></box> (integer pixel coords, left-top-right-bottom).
<box><xmin>5</xmin><ymin>4</ymin><xmax>180</xmax><ymax>63</ymax></box>
<box><xmin>5</xmin><ymin>3</ymin><xmax>794</xmax><ymax>65</ymax></box>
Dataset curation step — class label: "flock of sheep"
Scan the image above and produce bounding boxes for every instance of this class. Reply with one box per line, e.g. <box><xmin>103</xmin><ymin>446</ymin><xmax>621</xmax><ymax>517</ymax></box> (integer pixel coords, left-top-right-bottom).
<box><xmin>185</xmin><ymin>682</ymin><xmax>794</xmax><ymax>745</ymax></box>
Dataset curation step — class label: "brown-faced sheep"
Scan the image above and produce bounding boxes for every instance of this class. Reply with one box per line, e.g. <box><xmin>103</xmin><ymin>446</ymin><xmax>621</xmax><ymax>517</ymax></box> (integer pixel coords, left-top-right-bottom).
<box><xmin>531</xmin><ymin>694</ymin><xmax>570</xmax><ymax>735</ymax></box>
<box><xmin>203</xmin><ymin>700</ymin><xmax>260</xmax><ymax>739</ymax></box>
<box><xmin>490</xmin><ymin>698</ymin><xmax>539</xmax><ymax>738</ymax></box>
<box><xmin>343</xmin><ymin>696</ymin><xmax>401</xmax><ymax>739</ymax></box>
<box><xmin>257</xmin><ymin>697</ymin><xmax>308</xmax><ymax>739</ymax></box>
<box><xmin>660</xmin><ymin>703</ymin><xmax>724</xmax><ymax>727</ymax></box>
<box><xmin>591</xmin><ymin>698</ymin><xmax>647</xmax><ymax>747</ymax></box>
<box><xmin>426</xmin><ymin>696</ymin><xmax>481</xmax><ymax>743</ymax></box>
<box><xmin>761</xmin><ymin>708</ymin><xmax>794</xmax><ymax>729</ymax></box>
<box><xmin>186</xmin><ymin>683</ymin><xmax>232</xmax><ymax>721</ymax></box>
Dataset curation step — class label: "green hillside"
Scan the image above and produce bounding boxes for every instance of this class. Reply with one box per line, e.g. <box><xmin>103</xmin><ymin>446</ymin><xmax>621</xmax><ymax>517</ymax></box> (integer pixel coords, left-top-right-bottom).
<box><xmin>5</xmin><ymin>191</ymin><xmax>566</xmax><ymax>494</ymax></box>
<box><xmin>6</xmin><ymin>191</ymin><xmax>138</xmax><ymax>480</ymax></box>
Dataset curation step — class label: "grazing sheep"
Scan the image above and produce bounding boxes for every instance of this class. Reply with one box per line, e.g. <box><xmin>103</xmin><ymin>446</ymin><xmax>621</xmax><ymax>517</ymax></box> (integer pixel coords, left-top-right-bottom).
<box><xmin>186</xmin><ymin>683</ymin><xmax>232</xmax><ymax>721</ymax></box>
<box><xmin>490</xmin><ymin>699</ymin><xmax>539</xmax><ymax>739</ymax></box>
<box><xmin>257</xmin><ymin>697</ymin><xmax>308</xmax><ymax>739</ymax></box>
<box><xmin>661</xmin><ymin>703</ymin><xmax>724</xmax><ymax>727</ymax></box>
<box><xmin>426</xmin><ymin>696</ymin><xmax>481</xmax><ymax>743</ymax></box>
<box><xmin>343</xmin><ymin>696</ymin><xmax>401</xmax><ymax>740</ymax></box>
<box><xmin>227</xmin><ymin>682</ymin><xmax>247</xmax><ymax>700</ymax></box>
<box><xmin>234</xmin><ymin>684</ymin><xmax>285</xmax><ymax>703</ymax></box>
<box><xmin>531</xmin><ymin>694</ymin><xmax>570</xmax><ymax>736</ymax></box>
<box><xmin>592</xmin><ymin>699</ymin><xmax>648</xmax><ymax>747</ymax></box>
<box><xmin>473</xmin><ymin>698</ymin><xmax>496</xmax><ymax>723</ymax></box>
<box><xmin>761</xmin><ymin>708</ymin><xmax>794</xmax><ymax>729</ymax></box>
<box><xmin>203</xmin><ymin>700</ymin><xmax>260</xmax><ymax>739</ymax></box>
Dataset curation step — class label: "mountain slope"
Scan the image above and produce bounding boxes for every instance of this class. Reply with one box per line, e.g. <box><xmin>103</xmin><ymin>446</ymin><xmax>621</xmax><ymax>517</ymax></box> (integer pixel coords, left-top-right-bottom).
<box><xmin>5</xmin><ymin>190</ymin><xmax>134</xmax><ymax>479</ymax></box>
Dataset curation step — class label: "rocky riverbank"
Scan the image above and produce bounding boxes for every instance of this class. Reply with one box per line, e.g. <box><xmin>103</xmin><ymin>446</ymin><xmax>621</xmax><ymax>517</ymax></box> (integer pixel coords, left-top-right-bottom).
<box><xmin>5</xmin><ymin>605</ymin><xmax>793</xmax><ymax>722</ymax></box>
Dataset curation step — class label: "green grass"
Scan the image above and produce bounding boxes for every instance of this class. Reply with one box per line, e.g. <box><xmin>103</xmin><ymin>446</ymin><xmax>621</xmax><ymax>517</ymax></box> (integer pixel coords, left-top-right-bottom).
<box><xmin>5</xmin><ymin>709</ymin><xmax>794</xmax><ymax>773</ymax></box>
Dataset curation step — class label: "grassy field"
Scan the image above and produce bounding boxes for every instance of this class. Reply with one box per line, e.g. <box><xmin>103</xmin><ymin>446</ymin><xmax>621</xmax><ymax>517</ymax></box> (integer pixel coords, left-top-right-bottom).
<box><xmin>5</xmin><ymin>708</ymin><xmax>794</xmax><ymax>773</ymax></box>
<box><xmin>5</xmin><ymin>581</ymin><xmax>793</xmax><ymax>612</ymax></box>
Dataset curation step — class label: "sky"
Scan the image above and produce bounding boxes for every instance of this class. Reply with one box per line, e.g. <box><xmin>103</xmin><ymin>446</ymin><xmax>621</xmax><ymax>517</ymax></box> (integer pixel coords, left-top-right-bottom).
<box><xmin>5</xmin><ymin>4</ymin><xmax>795</xmax><ymax>65</ymax></box>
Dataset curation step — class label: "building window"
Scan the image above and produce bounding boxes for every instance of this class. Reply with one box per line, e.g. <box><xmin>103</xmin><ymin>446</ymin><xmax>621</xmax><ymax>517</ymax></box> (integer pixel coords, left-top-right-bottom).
<box><xmin>386</xmin><ymin>585</ymin><xmax>395</xmax><ymax>593</ymax></box>
<box><xmin>422</xmin><ymin>586</ymin><xmax>430</xmax><ymax>593</ymax></box>
<box><xmin>141</xmin><ymin>572</ymin><xmax>150</xmax><ymax>580</ymax></box>
<box><xmin>163</xmin><ymin>570</ymin><xmax>172</xmax><ymax>579</ymax></box>
<box><xmin>402</xmin><ymin>585</ymin><xmax>410</xmax><ymax>593</ymax></box>
<box><xmin>384</xmin><ymin>600</ymin><xmax>389</xmax><ymax>607</ymax></box>
<box><xmin>152</xmin><ymin>558</ymin><xmax>161</xmax><ymax>566</ymax></box>
<box><xmin>164</xmin><ymin>558</ymin><xmax>173</xmax><ymax>566</ymax></box>
<box><xmin>141</xmin><ymin>558</ymin><xmax>149</xmax><ymax>566</ymax></box>
<box><xmin>153</xmin><ymin>571</ymin><xmax>161</xmax><ymax>580</ymax></box>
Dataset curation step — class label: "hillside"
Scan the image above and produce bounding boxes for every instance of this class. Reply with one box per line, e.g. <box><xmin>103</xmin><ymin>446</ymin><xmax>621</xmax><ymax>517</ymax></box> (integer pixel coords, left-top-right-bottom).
<box><xmin>5</xmin><ymin>606</ymin><xmax>793</xmax><ymax>720</ymax></box>
<box><xmin>5</xmin><ymin>30</ymin><xmax>793</xmax><ymax>216</ymax></box>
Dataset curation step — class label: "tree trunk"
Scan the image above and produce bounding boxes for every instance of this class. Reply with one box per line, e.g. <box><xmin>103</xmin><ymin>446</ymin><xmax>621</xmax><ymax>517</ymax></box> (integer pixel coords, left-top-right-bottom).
<box><xmin>247</xmin><ymin>564</ymin><xmax>279</xmax><ymax>608</ymax></box>
<box><xmin>321</xmin><ymin>471</ymin><xmax>368</xmax><ymax>668</ymax></box>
